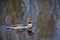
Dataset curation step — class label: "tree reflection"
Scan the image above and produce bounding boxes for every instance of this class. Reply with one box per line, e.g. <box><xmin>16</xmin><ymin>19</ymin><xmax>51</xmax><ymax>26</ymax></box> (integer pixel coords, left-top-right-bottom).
<box><xmin>0</xmin><ymin>0</ymin><xmax>57</xmax><ymax>40</ymax></box>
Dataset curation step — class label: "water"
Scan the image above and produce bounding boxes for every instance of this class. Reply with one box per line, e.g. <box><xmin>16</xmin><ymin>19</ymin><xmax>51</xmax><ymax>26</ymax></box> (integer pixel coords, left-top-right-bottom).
<box><xmin>0</xmin><ymin>25</ymin><xmax>40</xmax><ymax>40</ymax></box>
<box><xmin>54</xmin><ymin>19</ymin><xmax>60</xmax><ymax>40</ymax></box>
<box><xmin>0</xmin><ymin>22</ymin><xmax>60</xmax><ymax>40</ymax></box>
<box><xmin>0</xmin><ymin>0</ymin><xmax>60</xmax><ymax>40</ymax></box>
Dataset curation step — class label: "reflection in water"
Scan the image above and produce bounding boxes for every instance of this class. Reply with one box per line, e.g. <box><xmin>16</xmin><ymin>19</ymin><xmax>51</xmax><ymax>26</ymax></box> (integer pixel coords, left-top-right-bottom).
<box><xmin>54</xmin><ymin>19</ymin><xmax>60</xmax><ymax>40</ymax></box>
<box><xmin>0</xmin><ymin>0</ymin><xmax>60</xmax><ymax>40</ymax></box>
<box><xmin>0</xmin><ymin>25</ymin><xmax>40</xmax><ymax>40</ymax></box>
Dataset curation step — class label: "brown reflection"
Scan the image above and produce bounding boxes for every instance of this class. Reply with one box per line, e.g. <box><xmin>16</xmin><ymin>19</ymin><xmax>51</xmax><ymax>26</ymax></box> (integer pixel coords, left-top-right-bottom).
<box><xmin>37</xmin><ymin>10</ymin><xmax>56</xmax><ymax>40</ymax></box>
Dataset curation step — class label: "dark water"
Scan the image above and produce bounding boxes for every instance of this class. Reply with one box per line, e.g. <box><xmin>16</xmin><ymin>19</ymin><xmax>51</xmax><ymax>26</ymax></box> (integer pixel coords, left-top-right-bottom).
<box><xmin>0</xmin><ymin>19</ymin><xmax>60</xmax><ymax>40</ymax></box>
<box><xmin>0</xmin><ymin>25</ymin><xmax>40</xmax><ymax>40</ymax></box>
<box><xmin>0</xmin><ymin>0</ymin><xmax>60</xmax><ymax>40</ymax></box>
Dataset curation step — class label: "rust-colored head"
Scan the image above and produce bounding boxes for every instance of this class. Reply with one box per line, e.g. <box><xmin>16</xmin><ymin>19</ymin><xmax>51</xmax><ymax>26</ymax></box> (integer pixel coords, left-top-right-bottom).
<box><xmin>26</xmin><ymin>18</ymin><xmax>32</xmax><ymax>24</ymax></box>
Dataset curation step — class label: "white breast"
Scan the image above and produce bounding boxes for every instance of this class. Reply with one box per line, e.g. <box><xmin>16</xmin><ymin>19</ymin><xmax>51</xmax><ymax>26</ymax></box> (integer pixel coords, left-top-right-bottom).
<box><xmin>27</xmin><ymin>24</ymin><xmax>32</xmax><ymax>28</ymax></box>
